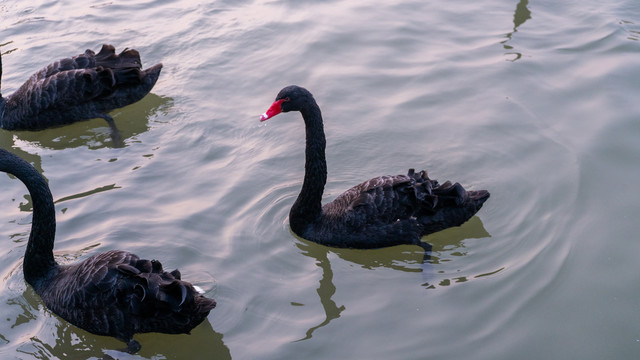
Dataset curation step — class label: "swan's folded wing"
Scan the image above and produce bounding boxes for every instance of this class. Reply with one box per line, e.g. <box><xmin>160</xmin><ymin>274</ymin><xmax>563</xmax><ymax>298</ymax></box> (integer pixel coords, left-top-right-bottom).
<box><xmin>345</xmin><ymin>171</ymin><xmax>422</xmax><ymax>208</ymax></box>
<box><xmin>325</xmin><ymin>169</ymin><xmax>441</xmax><ymax>226</ymax></box>
<box><xmin>324</xmin><ymin>174</ymin><xmax>413</xmax><ymax>221</ymax></box>
<box><xmin>8</xmin><ymin>66</ymin><xmax>140</xmax><ymax>122</ymax></box>
<box><xmin>65</xmin><ymin>250</ymin><xmax>214</xmax><ymax>318</ymax></box>
<box><xmin>28</xmin><ymin>49</ymin><xmax>97</xmax><ymax>83</ymax></box>
<box><xmin>60</xmin><ymin>251</ymin><xmax>137</xmax><ymax>303</ymax></box>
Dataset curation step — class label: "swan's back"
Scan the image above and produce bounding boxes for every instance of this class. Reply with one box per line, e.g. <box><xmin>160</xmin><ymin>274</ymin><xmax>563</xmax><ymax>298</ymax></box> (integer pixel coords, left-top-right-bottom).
<box><xmin>41</xmin><ymin>250</ymin><xmax>215</xmax><ymax>345</ymax></box>
<box><xmin>24</xmin><ymin>45</ymin><xmax>141</xmax><ymax>86</ymax></box>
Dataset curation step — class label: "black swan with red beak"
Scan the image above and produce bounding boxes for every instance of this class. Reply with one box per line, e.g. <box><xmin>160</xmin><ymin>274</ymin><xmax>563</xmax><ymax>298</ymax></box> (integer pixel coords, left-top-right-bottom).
<box><xmin>260</xmin><ymin>85</ymin><xmax>489</xmax><ymax>250</ymax></box>
<box><xmin>0</xmin><ymin>44</ymin><xmax>162</xmax><ymax>143</ymax></box>
<box><xmin>0</xmin><ymin>148</ymin><xmax>215</xmax><ymax>353</ymax></box>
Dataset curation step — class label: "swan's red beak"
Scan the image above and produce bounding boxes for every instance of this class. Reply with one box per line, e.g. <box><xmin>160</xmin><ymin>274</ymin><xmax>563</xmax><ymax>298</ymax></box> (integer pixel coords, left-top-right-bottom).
<box><xmin>260</xmin><ymin>99</ymin><xmax>286</xmax><ymax>121</ymax></box>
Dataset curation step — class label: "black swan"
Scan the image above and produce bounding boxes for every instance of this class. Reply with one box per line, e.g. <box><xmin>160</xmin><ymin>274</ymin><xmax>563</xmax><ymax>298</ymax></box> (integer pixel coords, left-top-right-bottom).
<box><xmin>0</xmin><ymin>148</ymin><xmax>215</xmax><ymax>353</ymax></box>
<box><xmin>0</xmin><ymin>44</ymin><xmax>162</xmax><ymax>143</ymax></box>
<box><xmin>260</xmin><ymin>85</ymin><xmax>490</xmax><ymax>249</ymax></box>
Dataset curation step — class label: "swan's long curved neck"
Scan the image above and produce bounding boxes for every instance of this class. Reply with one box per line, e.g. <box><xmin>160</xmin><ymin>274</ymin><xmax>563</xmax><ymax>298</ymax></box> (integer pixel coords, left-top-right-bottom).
<box><xmin>0</xmin><ymin>152</ymin><xmax>58</xmax><ymax>287</ymax></box>
<box><xmin>1</xmin><ymin>50</ymin><xmax>6</xmax><ymax>123</ymax></box>
<box><xmin>1</xmin><ymin>48</ymin><xmax>3</xmax><ymax>95</ymax></box>
<box><xmin>290</xmin><ymin>103</ymin><xmax>327</xmax><ymax>232</ymax></box>
<box><xmin>0</xmin><ymin>97</ymin><xmax>5</xmax><ymax>126</ymax></box>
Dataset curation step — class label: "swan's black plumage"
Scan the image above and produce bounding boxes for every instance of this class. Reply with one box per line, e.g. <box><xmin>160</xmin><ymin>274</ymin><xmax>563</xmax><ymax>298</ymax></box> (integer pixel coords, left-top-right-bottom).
<box><xmin>0</xmin><ymin>44</ymin><xmax>162</xmax><ymax>139</ymax></box>
<box><xmin>0</xmin><ymin>149</ymin><xmax>215</xmax><ymax>353</ymax></box>
<box><xmin>260</xmin><ymin>85</ymin><xmax>490</xmax><ymax>249</ymax></box>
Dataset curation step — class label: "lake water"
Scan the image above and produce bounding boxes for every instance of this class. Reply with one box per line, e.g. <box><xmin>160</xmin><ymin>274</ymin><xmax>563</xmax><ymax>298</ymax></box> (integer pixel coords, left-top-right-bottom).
<box><xmin>1</xmin><ymin>0</ymin><xmax>640</xmax><ymax>359</ymax></box>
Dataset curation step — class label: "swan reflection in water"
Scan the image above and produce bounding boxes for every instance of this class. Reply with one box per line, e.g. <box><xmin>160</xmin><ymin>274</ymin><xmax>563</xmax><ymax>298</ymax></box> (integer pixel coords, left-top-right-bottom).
<box><xmin>501</xmin><ymin>0</ymin><xmax>532</xmax><ymax>61</ymax></box>
<box><xmin>0</xmin><ymin>92</ymin><xmax>172</xmax><ymax>152</ymax></box>
<box><xmin>292</xmin><ymin>215</ymin><xmax>492</xmax><ymax>341</ymax></box>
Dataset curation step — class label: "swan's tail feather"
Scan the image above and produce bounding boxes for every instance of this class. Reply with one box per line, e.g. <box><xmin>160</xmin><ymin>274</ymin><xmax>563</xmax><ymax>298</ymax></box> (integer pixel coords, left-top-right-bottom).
<box><xmin>112</xmin><ymin>67</ymin><xmax>143</xmax><ymax>85</ymax></box>
<box><xmin>170</xmin><ymin>269</ymin><xmax>182</xmax><ymax>280</ymax></box>
<box><xmin>405</xmin><ymin>169</ymin><xmax>489</xmax><ymax>236</ymax></box>
<box><xmin>90</xmin><ymin>63</ymin><xmax>160</xmax><ymax>103</ymax></box>
<box><xmin>118</xmin><ymin>257</ymin><xmax>216</xmax><ymax>335</ymax></box>
<box><xmin>94</xmin><ymin>44</ymin><xmax>142</xmax><ymax>69</ymax></box>
<box><xmin>107</xmin><ymin>63</ymin><xmax>162</xmax><ymax>91</ymax></box>
<box><xmin>405</xmin><ymin>168</ymin><xmax>438</xmax><ymax>210</ymax></box>
<box><xmin>140</xmin><ymin>63</ymin><xmax>163</xmax><ymax>87</ymax></box>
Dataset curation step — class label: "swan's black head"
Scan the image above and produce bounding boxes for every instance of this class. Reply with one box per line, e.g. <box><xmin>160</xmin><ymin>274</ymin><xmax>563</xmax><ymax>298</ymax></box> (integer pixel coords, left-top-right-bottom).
<box><xmin>260</xmin><ymin>85</ymin><xmax>315</xmax><ymax>121</ymax></box>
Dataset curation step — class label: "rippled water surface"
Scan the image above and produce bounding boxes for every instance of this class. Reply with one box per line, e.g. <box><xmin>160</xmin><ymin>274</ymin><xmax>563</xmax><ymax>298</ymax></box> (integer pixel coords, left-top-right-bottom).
<box><xmin>1</xmin><ymin>0</ymin><xmax>640</xmax><ymax>359</ymax></box>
